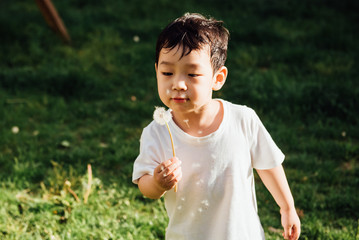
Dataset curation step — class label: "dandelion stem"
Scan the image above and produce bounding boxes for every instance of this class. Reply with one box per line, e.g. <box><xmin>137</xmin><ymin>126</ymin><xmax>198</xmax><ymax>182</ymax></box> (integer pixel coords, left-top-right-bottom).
<box><xmin>165</xmin><ymin>122</ymin><xmax>177</xmax><ymax>192</ymax></box>
<box><xmin>165</xmin><ymin>122</ymin><xmax>176</xmax><ymax>157</ymax></box>
<box><xmin>68</xmin><ymin>187</ymin><xmax>80</xmax><ymax>202</ymax></box>
<box><xmin>83</xmin><ymin>164</ymin><xmax>92</xmax><ymax>204</ymax></box>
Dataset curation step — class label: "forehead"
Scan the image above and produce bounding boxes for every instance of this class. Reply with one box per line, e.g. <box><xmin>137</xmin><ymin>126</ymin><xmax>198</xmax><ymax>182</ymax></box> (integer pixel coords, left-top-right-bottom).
<box><xmin>158</xmin><ymin>45</ymin><xmax>211</xmax><ymax>65</ymax></box>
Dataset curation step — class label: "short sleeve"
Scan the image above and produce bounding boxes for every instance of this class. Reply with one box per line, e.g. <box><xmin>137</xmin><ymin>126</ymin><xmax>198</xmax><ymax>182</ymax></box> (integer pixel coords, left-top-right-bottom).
<box><xmin>132</xmin><ymin>125</ymin><xmax>162</xmax><ymax>184</ymax></box>
<box><xmin>249</xmin><ymin>109</ymin><xmax>285</xmax><ymax>169</ymax></box>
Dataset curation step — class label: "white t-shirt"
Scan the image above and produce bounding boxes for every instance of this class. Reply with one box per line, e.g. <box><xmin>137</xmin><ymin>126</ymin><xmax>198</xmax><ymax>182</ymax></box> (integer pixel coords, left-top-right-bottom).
<box><xmin>132</xmin><ymin>99</ymin><xmax>284</xmax><ymax>240</ymax></box>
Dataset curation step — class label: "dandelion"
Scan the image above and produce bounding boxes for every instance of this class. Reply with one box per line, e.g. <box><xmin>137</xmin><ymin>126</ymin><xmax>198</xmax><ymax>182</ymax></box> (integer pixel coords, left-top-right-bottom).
<box><xmin>64</xmin><ymin>180</ymin><xmax>80</xmax><ymax>202</ymax></box>
<box><xmin>341</xmin><ymin>131</ymin><xmax>346</xmax><ymax>137</ymax></box>
<box><xmin>99</xmin><ymin>142</ymin><xmax>108</xmax><ymax>148</ymax></box>
<box><xmin>153</xmin><ymin>106</ymin><xmax>177</xmax><ymax>192</ymax></box>
<box><xmin>133</xmin><ymin>35</ymin><xmax>140</xmax><ymax>42</ymax></box>
<box><xmin>11</xmin><ymin>126</ymin><xmax>19</xmax><ymax>134</ymax></box>
<box><xmin>61</xmin><ymin>140</ymin><xmax>70</xmax><ymax>148</ymax></box>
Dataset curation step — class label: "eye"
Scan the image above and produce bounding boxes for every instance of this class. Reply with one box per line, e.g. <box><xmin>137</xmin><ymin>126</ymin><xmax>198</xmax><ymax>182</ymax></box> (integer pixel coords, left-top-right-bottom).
<box><xmin>188</xmin><ymin>74</ymin><xmax>200</xmax><ymax>77</ymax></box>
<box><xmin>162</xmin><ymin>72</ymin><xmax>173</xmax><ymax>76</ymax></box>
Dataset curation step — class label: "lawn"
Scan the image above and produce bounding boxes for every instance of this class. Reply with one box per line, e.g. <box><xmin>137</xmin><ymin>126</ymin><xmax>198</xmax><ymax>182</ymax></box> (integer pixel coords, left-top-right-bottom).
<box><xmin>0</xmin><ymin>0</ymin><xmax>358</xmax><ymax>239</ymax></box>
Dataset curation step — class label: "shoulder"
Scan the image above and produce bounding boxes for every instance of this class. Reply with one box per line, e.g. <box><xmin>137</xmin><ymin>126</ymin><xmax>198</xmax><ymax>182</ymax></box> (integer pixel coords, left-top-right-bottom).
<box><xmin>141</xmin><ymin>120</ymin><xmax>162</xmax><ymax>138</ymax></box>
<box><xmin>140</xmin><ymin>120</ymin><xmax>172</xmax><ymax>143</ymax></box>
<box><xmin>221</xmin><ymin>99</ymin><xmax>258</xmax><ymax>121</ymax></box>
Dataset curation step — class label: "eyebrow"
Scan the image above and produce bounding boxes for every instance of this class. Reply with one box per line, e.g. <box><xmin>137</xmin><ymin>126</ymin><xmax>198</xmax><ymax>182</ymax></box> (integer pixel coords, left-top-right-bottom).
<box><xmin>159</xmin><ymin>61</ymin><xmax>202</xmax><ymax>69</ymax></box>
<box><xmin>158</xmin><ymin>61</ymin><xmax>174</xmax><ymax>66</ymax></box>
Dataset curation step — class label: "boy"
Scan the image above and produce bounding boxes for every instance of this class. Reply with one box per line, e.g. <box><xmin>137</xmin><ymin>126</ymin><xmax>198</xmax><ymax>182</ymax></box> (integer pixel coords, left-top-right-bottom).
<box><xmin>132</xmin><ymin>13</ymin><xmax>301</xmax><ymax>240</ymax></box>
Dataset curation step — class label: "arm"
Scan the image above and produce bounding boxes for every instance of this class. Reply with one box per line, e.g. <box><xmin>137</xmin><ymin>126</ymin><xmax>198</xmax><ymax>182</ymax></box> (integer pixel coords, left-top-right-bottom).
<box><xmin>138</xmin><ymin>157</ymin><xmax>182</xmax><ymax>199</ymax></box>
<box><xmin>256</xmin><ymin>165</ymin><xmax>301</xmax><ymax>240</ymax></box>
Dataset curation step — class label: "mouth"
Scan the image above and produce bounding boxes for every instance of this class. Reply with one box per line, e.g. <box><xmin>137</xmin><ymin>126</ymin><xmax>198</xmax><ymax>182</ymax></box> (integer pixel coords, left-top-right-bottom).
<box><xmin>172</xmin><ymin>97</ymin><xmax>189</xmax><ymax>103</ymax></box>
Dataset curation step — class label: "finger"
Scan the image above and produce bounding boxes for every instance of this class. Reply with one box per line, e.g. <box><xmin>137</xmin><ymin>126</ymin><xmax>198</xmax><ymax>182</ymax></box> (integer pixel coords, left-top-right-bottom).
<box><xmin>289</xmin><ymin>225</ymin><xmax>299</xmax><ymax>240</ymax></box>
<box><xmin>167</xmin><ymin>167</ymin><xmax>182</xmax><ymax>182</ymax></box>
<box><xmin>167</xmin><ymin>168</ymin><xmax>182</xmax><ymax>189</ymax></box>
<box><xmin>155</xmin><ymin>159</ymin><xmax>172</xmax><ymax>175</ymax></box>
<box><xmin>163</xmin><ymin>163</ymin><xmax>181</xmax><ymax>180</ymax></box>
<box><xmin>162</xmin><ymin>159</ymin><xmax>182</xmax><ymax>177</ymax></box>
<box><xmin>283</xmin><ymin>228</ymin><xmax>289</xmax><ymax>239</ymax></box>
<box><xmin>284</xmin><ymin>226</ymin><xmax>292</xmax><ymax>240</ymax></box>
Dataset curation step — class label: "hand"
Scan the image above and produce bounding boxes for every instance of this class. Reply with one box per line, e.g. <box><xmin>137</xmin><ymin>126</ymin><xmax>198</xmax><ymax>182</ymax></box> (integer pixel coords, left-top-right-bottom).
<box><xmin>153</xmin><ymin>157</ymin><xmax>182</xmax><ymax>191</ymax></box>
<box><xmin>281</xmin><ymin>208</ymin><xmax>301</xmax><ymax>240</ymax></box>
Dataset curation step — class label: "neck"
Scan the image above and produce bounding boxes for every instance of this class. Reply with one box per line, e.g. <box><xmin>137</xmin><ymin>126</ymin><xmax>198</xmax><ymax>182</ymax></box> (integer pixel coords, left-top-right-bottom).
<box><xmin>172</xmin><ymin>99</ymin><xmax>223</xmax><ymax>137</ymax></box>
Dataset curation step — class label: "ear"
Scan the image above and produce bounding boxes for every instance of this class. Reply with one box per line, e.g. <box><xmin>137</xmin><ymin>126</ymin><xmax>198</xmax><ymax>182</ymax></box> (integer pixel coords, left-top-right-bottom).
<box><xmin>212</xmin><ymin>66</ymin><xmax>228</xmax><ymax>91</ymax></box>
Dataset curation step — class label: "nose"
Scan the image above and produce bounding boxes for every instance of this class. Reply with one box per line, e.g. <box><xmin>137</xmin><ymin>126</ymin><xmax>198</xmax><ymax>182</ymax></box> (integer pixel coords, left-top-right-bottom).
<box><xmin>172</xmin><ymin>75</ymin><xmax>187</xmax><ymax>91</ymax></box>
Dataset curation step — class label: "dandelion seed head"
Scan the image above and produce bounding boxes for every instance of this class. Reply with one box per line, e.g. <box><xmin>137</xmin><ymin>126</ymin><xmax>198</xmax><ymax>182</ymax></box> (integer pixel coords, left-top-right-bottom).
<box><xmin>183</xmin><ymin>119</ymin><xmax>190</xmax><ymax>128</ymax></box>
<box><xmin>64</xmin><ymin>180</ymin><xmax>71</xmax><ymax>188</ymax></box>
<box><xmin>11</xmin><ymin>126</ymin><xmax>19</xmax><ymax>134</ymax></box>
<box><xmin>99</xmin><ymin>142</ymin><xmax>108</xmax><ymax>148</ymax></box>
<box><xmin>153</xmin><ymin>107</ymin><xmax>171</xmax><ymax>125</ymax></box>
<box><xmin>133</xmin><ymin>35</ymin><xmax>140</xmax><ymax>42</ymax></box>
<box><xmin>201</xmin><ymin>200</ymin><xmax>209</xmax><ymax>207</ymax></box>
<box><xmin>196</xmin><ymin>179</ymin><xmax>204</xmax><ymax>185</ymax></box>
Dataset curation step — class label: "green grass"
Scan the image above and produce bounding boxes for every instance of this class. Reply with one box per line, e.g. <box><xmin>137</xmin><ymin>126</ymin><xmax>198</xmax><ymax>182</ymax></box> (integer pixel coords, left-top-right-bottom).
<box><xmin>1</xmin><ymin>0</ymin><xmax>358</xmax><ymax>239</ymax></box>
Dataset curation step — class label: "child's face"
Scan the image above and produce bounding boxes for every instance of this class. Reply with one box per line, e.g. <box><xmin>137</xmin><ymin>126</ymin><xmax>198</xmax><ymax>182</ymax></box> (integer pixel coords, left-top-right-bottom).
<box><xmin>155</xmin><ymin>45</ymin><xmax>226</xmax><ymax>115</ymax></box>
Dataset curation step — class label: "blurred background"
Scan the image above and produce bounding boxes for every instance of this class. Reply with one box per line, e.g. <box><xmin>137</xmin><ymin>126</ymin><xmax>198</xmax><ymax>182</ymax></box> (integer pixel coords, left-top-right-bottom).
<box><xmin>0</xmin><ymin>0</ymin><xmax>358</xmax><ymax>239</ymax></box>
